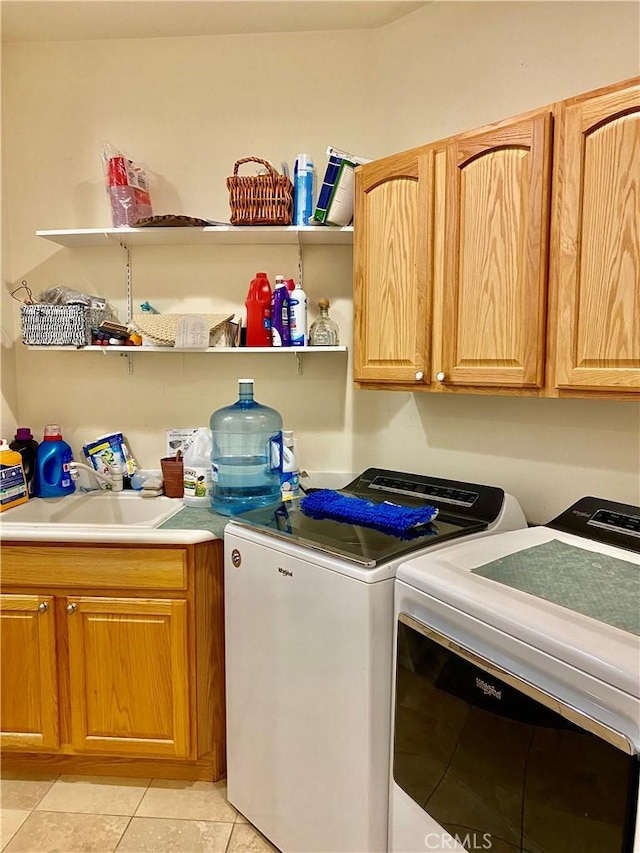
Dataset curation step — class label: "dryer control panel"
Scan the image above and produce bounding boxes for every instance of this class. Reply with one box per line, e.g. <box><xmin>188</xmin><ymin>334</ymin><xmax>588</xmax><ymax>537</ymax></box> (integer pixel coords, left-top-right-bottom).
<box><xmin>548</xmin><ymin>496</ymin><xmax>640</xmax><ymax>553</ymax></box>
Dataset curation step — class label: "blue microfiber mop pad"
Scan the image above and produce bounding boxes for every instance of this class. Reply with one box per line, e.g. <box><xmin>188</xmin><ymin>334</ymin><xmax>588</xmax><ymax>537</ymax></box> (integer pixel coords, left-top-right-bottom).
<box><xmin>300</xmin><ymin>490</ymin><xmax>438</xmax><ymax>535</ymax></box>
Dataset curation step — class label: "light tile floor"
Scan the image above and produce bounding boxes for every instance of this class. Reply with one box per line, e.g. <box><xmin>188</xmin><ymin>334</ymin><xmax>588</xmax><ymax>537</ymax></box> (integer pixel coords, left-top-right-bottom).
<box><xmin>0</xmin><ymin>773</ymin><xmax>280</xmax><ymax>853</ymax></box>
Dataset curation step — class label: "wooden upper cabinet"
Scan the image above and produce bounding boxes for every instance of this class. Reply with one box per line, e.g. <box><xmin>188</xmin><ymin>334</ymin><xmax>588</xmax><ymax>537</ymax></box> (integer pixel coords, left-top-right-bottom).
<box><xmin>353</xmin><ymin>78</ymin><xmax>637</xmax><ymax>399</ymax></box>
<box><xmin>354</xmin><ymin>147</ymin><xmax>434</xmax><ymax>383</ymax></box>
<box><xmin>551</xmin><ymin>78</ymin><xmax>640</xmax><ymax>394</ymax></box>
<box><xmin>440</xmin><ymin>110</ymin><xmax>553</xmax><ymax>388</ymax></box>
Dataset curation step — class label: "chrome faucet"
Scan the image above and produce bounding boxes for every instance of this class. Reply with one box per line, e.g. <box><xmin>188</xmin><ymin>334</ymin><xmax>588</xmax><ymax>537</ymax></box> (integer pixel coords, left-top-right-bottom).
<box><xmin>69</xmin><ymin>461</ymin><xmax>124</xmax><ymax>492</ymax></box>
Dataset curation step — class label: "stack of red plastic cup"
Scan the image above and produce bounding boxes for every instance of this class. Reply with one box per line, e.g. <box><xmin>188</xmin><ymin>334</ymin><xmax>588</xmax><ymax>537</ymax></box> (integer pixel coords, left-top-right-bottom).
<box><xmin>107</xmin><ymin>156</ymin><xmax>137</xmax><ymax>227</ymax></box>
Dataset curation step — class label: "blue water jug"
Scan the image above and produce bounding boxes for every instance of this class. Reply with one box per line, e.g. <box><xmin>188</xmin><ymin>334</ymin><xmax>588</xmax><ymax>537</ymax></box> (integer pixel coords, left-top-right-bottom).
<box><xmin>34</xmin><ymin>424</ymin><xmax>75</xmax><ymax>498</ymax></box>
<box><xmin>210</xmin><ymin>379</ymin><xmax>283</xmax><ymax>516</ymax></box>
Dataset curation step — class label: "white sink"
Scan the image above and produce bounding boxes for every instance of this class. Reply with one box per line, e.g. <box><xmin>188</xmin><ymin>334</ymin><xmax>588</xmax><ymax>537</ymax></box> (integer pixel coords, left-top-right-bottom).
<box><xmin>1</xmin><ymin>491</ymin><xmax>183</xmax><ymax>528</ymax></box>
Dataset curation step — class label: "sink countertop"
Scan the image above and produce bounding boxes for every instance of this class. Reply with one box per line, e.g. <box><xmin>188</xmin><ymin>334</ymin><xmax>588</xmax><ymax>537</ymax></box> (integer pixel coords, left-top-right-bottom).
<box><xmin>158</xmin><ymin>505</ymin><xmax>229</xmax><ymax>538</ymax></box>
<box><xmin>0</xmin><ymin>502</ymin><xmax>228</xmax><ymax>544</ymax></box>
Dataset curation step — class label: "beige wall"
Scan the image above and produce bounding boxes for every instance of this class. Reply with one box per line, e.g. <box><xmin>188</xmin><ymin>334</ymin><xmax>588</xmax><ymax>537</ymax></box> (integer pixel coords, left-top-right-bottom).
<box><xmin>378</xmin><ymin>1</ymin><xmax>640</xmax><ymax>149</ymax></box>
<box><xmin>2</xmin><ymin>2</ymin><xmax>639</xmax><ymax>523</ymax></box>
<box><xmin>1</xmin><ymin>45</ymin><xmax>18</xmax><ymax>439</ymax></box>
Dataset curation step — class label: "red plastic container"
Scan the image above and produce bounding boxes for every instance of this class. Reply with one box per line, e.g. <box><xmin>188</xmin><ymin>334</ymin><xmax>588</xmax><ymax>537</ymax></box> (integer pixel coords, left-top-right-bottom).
<box><xmin>245</xmin><ymin>272</ymin><xmax>272</xmax><ymax>347</ymax></box>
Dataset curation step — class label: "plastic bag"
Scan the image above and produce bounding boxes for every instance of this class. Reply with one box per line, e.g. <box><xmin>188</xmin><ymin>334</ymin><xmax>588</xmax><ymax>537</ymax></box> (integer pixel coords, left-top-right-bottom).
<box><xmin>101</xmin><ymin>141</ymin><xmax>153</xmax><ymax>228</ymax></box>
<box><xmin>83</xmin><ymin>432</ymin><xmax>139</xmax><ymax>487</ymax></box>
<box><xmin>37</xmin><ymin>286</ymin><xmax>117</xmax><ymax>320</ymax></box>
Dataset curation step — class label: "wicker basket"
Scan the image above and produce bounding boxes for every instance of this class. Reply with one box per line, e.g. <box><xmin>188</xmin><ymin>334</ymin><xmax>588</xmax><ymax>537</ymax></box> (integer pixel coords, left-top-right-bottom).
<box><xmin>21</xmin><ymin>304</ymin><xmax>110</xmax><ymax>346</ymax></box>
<box><xmin>227</xmin><ymin>157</ymin><xmax>294</xmax><ymax>226</ymax></box>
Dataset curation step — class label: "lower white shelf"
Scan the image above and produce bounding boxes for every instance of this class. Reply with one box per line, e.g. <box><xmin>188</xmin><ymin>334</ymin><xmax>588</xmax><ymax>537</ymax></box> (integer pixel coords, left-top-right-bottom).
<box><xmin>25</xmin><ymin>343</ymin><xmax>347</xmax><ymax>375</ymax></box>
<box><xmin>26</xmin><ymin>345</ymin><xmax>347</xmax><ymax>353</ymax></box>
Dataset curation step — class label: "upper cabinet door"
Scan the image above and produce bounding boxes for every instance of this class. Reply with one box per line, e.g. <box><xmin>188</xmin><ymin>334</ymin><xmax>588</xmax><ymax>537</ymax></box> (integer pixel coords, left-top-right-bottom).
<box><xmin>551</xmin><ymin>79</ymin><xmax>640</xmax><ymax>394</ymax></box>
<box><xmin>353</xmin><ymin>147</ymin><xmax>434</xmax><ymax>384</ymax></box>
<box><xmin>440</xmin><ymin>111</ymin><xmax>552</xmax><ymax>388</ymax></box>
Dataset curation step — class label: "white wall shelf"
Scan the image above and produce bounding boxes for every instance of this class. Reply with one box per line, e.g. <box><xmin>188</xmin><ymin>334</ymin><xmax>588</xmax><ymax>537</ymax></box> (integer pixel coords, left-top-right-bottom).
<box><xmin>33</xmin><ymin>226</ymin><xmax>351</xmax><ymax>374</ymax></box>
<box><xmin>26</xmin><ymin>344</ymin><xmax>348</xmax><ymax>375</ymax></box>
<box><xmin>26</xmin><ymin>345</ymin><xmax>347</xmax><ymax>354</ymax></box>
<box><xmin>36</xmin><ymin>225</ymin><xmax>353</xmax><ymax>248</ymax></box>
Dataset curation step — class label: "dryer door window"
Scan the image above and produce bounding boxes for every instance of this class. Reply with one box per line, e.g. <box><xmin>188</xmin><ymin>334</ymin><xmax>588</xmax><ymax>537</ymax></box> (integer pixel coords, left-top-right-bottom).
<box><xmin>393</xmin><ymin>616</ymin><xmax>639</xmax><ymax>852</ymax></box>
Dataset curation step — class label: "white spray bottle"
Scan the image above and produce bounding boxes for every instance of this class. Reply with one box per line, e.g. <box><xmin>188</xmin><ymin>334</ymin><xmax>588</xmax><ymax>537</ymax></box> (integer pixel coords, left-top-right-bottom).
<box><xmin>289</xmin><ymin>280</ymin><xmax>308</xmax><ymax>347</ymax></box>
<box><xmin>281</xmin><ymin>430</ymin><xmax>300</xmax><ymax>500</ymax></box>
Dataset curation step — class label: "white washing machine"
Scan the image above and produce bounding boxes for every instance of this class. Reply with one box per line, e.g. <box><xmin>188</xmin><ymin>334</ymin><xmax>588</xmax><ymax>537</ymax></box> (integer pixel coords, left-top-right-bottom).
<box><xmin>224</xmin><ymin>468</ymin><xmax>526</xmax><ymax>853</ymax></box>
<box><xmin>391</xmin><ymin>496</ymin><xmax>640</xmax><ymax>853</ymax></box>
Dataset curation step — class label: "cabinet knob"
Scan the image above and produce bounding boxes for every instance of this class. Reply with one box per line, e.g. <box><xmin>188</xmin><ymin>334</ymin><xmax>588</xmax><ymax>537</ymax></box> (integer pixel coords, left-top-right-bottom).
<box><xmin>436</xmin><ymin>371</ymin><xmax>446</xmax><ymax>382</ymax></box>
<box><xmin>66</xmin><ymin>603</ymin><xmax>77</xmax><ymax>615</ymax></box>
<box><xmin>415</xmin><ymin>371</ymin><xmax>424</xmax><ymax>382</ymax></box>
<box><xmin>38</xmin><ymin>602</ymin><xmax>48</xmax><ymax>614</ymax></box>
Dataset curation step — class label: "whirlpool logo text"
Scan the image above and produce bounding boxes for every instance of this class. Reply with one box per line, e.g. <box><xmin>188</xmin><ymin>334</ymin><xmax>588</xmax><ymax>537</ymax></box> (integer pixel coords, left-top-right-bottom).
<box><xmin>475</xmin><ymin>677</ymin><xmax>502</xmax><ymax>700</ymax></box>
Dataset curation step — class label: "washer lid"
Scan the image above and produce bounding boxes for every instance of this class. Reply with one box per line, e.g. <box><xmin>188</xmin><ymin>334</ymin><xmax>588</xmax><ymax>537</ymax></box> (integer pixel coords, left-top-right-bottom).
<box><xmin>225</xmin><ymin>467</ymin><xmax>517</xmax><ymax>567</ymax></box>
<box><xmin>228</xmin><ymin>498</ymin><xmax>486</xmax><ymax>567</ymax></box>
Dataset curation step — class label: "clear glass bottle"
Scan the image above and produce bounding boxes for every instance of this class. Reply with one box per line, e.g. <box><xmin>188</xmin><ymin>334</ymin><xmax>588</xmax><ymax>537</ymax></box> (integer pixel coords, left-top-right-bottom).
<box><xmin>309</xmin><ymin>299</ymin><xmax>339</xmax><ymax>346</ymax></box>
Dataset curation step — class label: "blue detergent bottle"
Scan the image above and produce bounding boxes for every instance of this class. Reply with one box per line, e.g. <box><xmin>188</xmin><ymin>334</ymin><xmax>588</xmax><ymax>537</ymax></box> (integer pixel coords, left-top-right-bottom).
<box><xmin>210</xmin><ymin>379</ymin><xmax>283</xmax><ymax>516</ymax></box>
<box><xmin>34</xmin><ymin>424</ymin><xmax>76</xmax><ymax>498</ymax></box>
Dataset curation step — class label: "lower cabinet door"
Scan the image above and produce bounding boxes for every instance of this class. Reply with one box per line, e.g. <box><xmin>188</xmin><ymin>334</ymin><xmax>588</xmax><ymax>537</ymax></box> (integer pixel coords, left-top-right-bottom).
<box><xmin>67</xmin><ymin>596</ymin><xmax>191</xmax><ymax>758</ymax></box>
<box><xmin>0</xmin><ymin>594</ymin><xmax>59</xmax><ymax>751</ymax></box>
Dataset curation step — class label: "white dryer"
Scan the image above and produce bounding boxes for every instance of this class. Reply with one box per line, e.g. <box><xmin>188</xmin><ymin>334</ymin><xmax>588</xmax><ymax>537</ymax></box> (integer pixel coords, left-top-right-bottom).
<box><xmin>224</xmin><ymin>468</ymin><xmax>526</xmax><ymax>853</ymax></box>
<box><xmin>391</xmin><ymin>496</ymin><xmax>640</xmax><ymax>853</ymax></box>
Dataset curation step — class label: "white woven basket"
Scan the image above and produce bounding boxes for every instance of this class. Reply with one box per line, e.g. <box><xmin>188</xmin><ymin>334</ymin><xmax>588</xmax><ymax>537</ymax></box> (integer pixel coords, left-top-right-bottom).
<box><xmin>21</xmin><ymin>304</ymin><xmax>110</xmax><ymax>346</ymax></box>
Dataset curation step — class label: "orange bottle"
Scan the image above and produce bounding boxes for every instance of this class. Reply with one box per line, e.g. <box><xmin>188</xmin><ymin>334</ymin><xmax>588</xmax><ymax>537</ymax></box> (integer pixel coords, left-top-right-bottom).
<box><xmin>0</xmin><ymin>439</ymin><xmax>29</xmax><ymax>512</ymax></box>
<box><xmin>245</xmin><ymin>272</ymin><xmax>272</xmax><ymax>347</ymax></box>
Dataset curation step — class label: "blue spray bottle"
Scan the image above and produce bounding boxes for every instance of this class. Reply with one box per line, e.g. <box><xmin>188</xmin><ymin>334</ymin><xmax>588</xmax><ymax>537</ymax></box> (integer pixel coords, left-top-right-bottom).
<box><xmin>293</xmin><ymin>154</ymin><xmax>315</xmax><ymax>226</ymax></box>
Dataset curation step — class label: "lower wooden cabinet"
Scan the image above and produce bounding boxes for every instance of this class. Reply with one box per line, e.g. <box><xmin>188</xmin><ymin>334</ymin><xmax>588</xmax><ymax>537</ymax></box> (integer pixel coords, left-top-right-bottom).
<box><xmin>67</xmin><ymin>596</ymin><xmax>190</xmax><ymax>758</ymax></box>
<box><xmin>0</xmin><ymin>540</ymin><xmax>225</xmax><ymax>781</ymax></box>
<box><xmin>0</xmin><ymin>594</ymin><xmax>59</xmax><ymax>752</ymax></box>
